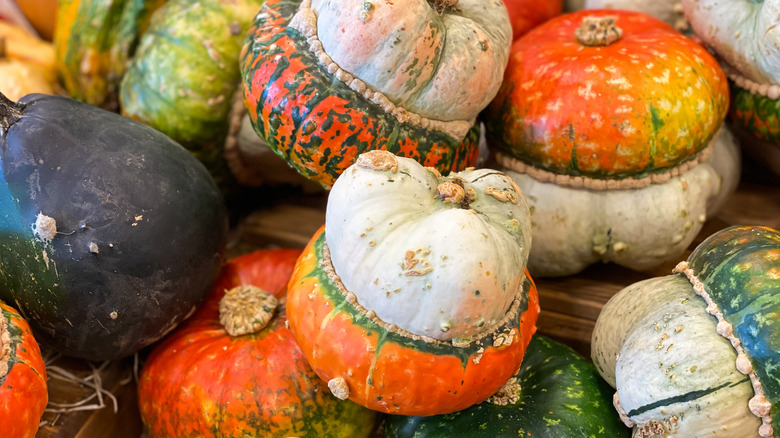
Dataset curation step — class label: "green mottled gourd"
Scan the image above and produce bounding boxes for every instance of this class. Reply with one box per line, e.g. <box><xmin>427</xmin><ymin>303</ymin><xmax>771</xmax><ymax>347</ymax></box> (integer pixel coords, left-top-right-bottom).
<box><xmin>240</xmin><ymin>0</ymin><xmax>511</xmax><ymax>187</ymax></box>
<box><xmin>592</xmin><ymin>225</ymin><xmax>780</xmax><ymax>437</ymax></box>
<box><xmin>385</xmin><ymin>335</ymin><xmax>629</xmax><ymax>438</ymax></box>
<box><xmin>120</xmin><ymin>0</ymin><xmax>264</xmax><ymax>185</ymax></box>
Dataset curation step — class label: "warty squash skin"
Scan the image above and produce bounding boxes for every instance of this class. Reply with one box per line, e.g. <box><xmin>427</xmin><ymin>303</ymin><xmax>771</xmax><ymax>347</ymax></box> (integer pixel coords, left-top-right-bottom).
<box><xmin>503</xmin><ymin>127</ymin><xmax>740</xmax><ymax>277</ymax></box>
<box><xmin>0</xmin><ymin>301</ymin><xmax>47</xmax><ymax>438</ymax></box>
<box><xmin>0</xmin><ymin>93</ymin><xmax>228</xmax><ymax>361</ymax></box>
<box><xmin>54</xmin><ymin>0</ymin><xmax>166</xmax><ymax>110</ymax></box>
<box><xmin>286</xmin><ymin>150</ymin><xmax>539</xmax><ymax>416</ymax></box>
<box><xmin>385</xmin><ymin>336</ymin><xmax>629</xmax><ymax>438</ymax></box>
<box><xmin>240</xmin><ymin>0</ymin><xmax>500</xmax><ymax>187</ymax></box>
<box><xmin>139</xmin><ymin>249</ymin><xmax>378</xmax><ymax>438</ymax></box>
<box><xmin>592</xmin><ymin>226</ymin><xmax>780</xmax><ymax>437</ymax></box>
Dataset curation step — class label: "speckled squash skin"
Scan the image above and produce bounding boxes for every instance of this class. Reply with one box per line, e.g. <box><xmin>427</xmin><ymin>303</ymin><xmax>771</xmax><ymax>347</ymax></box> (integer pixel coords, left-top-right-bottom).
<box><xmin>484</xmin><ymin>10</ymin><xmax>728</xmax><ymax>179</ymax></box>
<box><xmin>139</xmin><ymin>249</ymin><xmax>377</xmax><ymax>438</ymax></box>
<box><xmin>239</xmin><ymin>0</ymin><xmax>486</xmax><ymax>188</ymax></box>
<box><xmin>502</xmin><ymin>127</ymin><xmax>741</xmax><ymax>277</ymax></box>
<box><xmin>592</xmin><ymin>226</ymin><xmax>780</xmax><ymax>437</ymax></box>
<box><xmin>54</xmin><ymin>0</ymin><xmax>165</xmax><ymax>110</ymax></box>
<box><xmin>120</xmin><ymin>0</ymin><xmax>263</xmax><ymax>186</ymax></box>
<box><xmin>730</xmin><ymin>81</ymin><xmax>780</xmax><ymax>148</ymax></box>
<box><xmin>0</xmin><ymin>93</ymin><xmax>227</xmax><ymax>360</ymax></box>
<box><xmin>286</xmin><ymin>227</ymin><xmax>540</xmax><ymax>416</ymax></box>
<box><xmin>0</xmin><ymin>301</ymin><xmax>47</xmax><ymax>438</ymax></box>
<box><xmin>384</xmin><ymin>336</ymin><xmax>629</xmax><ymax>438</ymax></box>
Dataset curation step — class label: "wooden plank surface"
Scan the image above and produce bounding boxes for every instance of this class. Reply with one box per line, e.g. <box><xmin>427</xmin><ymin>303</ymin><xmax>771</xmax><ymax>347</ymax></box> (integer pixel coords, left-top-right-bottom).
<box><xmin>37</xmin><ymin>156</ymin><xmax>779</xmax><ymax>437</ymax></box>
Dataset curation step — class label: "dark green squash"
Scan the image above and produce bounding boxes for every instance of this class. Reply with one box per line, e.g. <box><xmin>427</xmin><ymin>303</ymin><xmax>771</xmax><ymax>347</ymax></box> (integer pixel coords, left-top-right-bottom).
<box><xmin>0</xmin><ymin>92</ymin><xmax>228</xmax><ymax>361</ymax></box>
<box><xmin>385</xmin><ymin>336</ymin><xmax>629</xmax><ymax>438</ymax></box>
<box><xmin>55</xmin><ymin>0</ymin><xmax>166</xmax><ymax>110</ymax></box>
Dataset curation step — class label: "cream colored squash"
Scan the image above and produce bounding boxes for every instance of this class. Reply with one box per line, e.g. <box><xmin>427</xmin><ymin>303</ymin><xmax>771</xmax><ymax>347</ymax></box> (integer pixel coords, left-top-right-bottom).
<box><xmin>501</xmin><ymin>127</ymin><xmax>740</xmax><ymax>277</ymax></box>
<box><xmin>307</xmin><ymin>0</ymin><xmax>512</xmax><ymax>124</ymax></box>
<box><xmin>682</xmin><ymin>0</ymin><xmax>780</xmax><ymax>86</ymax></box>
<box><xmin>325</xmin><ymin>150</ymin><xmax>531</xmax><ymax>341</ymax></box>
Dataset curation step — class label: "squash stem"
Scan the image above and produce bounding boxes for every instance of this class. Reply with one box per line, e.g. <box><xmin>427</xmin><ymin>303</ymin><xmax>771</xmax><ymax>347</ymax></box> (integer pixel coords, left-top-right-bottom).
<box><xmin>575</xmin><ymin>16</ymin><xmax>622</xmax><ymax>47</ymax></box>
<box><xmin>0</xmin><ymin>91</ymin><xmax>24</xmax><ymax>136</ymax></box>
<box><xmin>428</xmin><ymin>0</ymin><xmax>458</xmax><ymax>13</ymax></box>
<box><xmin>218</xmin><ymin>285</ymin><xmax>278</xmax><ymax>336</ymax></box>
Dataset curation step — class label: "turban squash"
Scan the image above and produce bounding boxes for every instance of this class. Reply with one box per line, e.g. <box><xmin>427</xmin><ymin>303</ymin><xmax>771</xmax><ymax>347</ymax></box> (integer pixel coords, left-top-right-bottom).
<box><xmin>139</xmin><ymin>249</ymin><xmax>378</xmax><ymax>438</ymax></box>
<box><xmin>484</xmin><ymin>10</ymin><xmax>738</xmax><ymax>276</ymax></box>
<box><xmin>286</xmin><ymin>150</ymin><xmax>538</xmax><ymax>416</ymax></box>
<box><xmin>592</xmin><ymin>225</ymin><xmax>780</xmax><ymax>437</ymax></box>
<box><xmin>239</xmin><ymin>0</ymin><xmax>513</xmax><ymax>187</ymax></box>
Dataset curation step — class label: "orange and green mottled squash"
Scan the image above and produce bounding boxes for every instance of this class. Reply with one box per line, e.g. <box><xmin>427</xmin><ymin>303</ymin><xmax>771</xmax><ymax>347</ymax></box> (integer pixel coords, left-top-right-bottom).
<box><xmin>54</xmin><ymin>0</ymin><xmax>165</xmax><ymax>110</ymax></box>
<box><xmin>286</xmin><ymin>150</ymin><xmax>539</xmax><ymax>416</ymax></box>
<box><xmin>239</xmin><ymin>0</ymin><xmax>510</xmax><ymax>187</ymax></box>
<box><xmin>484</xmin><ymin>11</ymin><xmax>736</xmax><ymax>277</ymax></box>
<box><xmin>0</xmin><ymin>300</ymin><xmax>47</xmax><ymax>438</ymax></box>
<box><xmin>592</xmin><ymin>225</ymin><xmax>780</xmax><ymax>437</ymax></box>
<box><xmin>139</xmin><ymin>249</ymin><xmax>378</xmax><ymax>438</ymax></box>
<box><xmin>485</xmin><ymin>10</ymin><xmax>728</xmax><ymax>180</ymax></box>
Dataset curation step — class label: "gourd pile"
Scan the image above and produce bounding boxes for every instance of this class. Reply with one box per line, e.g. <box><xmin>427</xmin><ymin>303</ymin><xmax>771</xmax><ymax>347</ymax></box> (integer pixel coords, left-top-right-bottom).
<box><xmin>0</xmin><ymin>0</ymin><xmax>777</xmax><ymax>437</ymax></box>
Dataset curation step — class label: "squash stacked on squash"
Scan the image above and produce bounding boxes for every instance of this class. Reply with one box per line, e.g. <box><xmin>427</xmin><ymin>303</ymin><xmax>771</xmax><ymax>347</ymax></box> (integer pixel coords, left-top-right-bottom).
<box><xmin>54</xmin><ymin>0</ymin><xmax>165</xmax><ymax>110</ymax></box>
<box><xmin>139</xmin><ymin>249</ymin><xmax>378</xmax><ymax>438</ymax></box>
<box><xmin>682</xmin><ymin>0</ymin><xmax>780</xmax><ymax>174</ymax></box>
<box><xmin>239</xmin><ymin>0</ymin><xmax>513</xmax><ymax>188</ymax></box>
<box><xmin>0</xmin><ymin>300</ymin><xmax>47</xmax><ymax>438</ymax></box>
<box><xmin>592</xmin><ymin>225</ymin><xmax>780</xmax><ymax>437</ymax></box>
<box><xmin>0</xmin><ymin>21</ymin><xmax>57</xmax><ymax>100</ymax></box>
<box><xmin>286</xmin><ymin>150</ymin><xmax>539</xmax><ymax>416</ymax></box>
<box><xmin>385</xmin><ymin>335</ymin><xmax>629</xmax><ymax>438</ymax></box>
<box><xmin>0</xmin><ymin>92</ymin><xmax>227</xmax><ymax>360</ymax></box>
<box><xmin>484</xmin><ymin>10</ymin><xmax>739</xmax><ymax>277</ymax></box>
